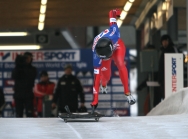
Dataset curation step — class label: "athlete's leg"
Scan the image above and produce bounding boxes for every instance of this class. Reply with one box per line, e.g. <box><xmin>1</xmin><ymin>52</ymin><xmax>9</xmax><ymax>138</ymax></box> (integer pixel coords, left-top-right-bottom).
<box><xmin>112</xmin><ymin>39</ymin><xmax>130</xmax><ymax>94</ymax></box>
<box><xmin>100</xmin><ymin>58</ymin><xmax>112</xmax><ymax>87</ymax></box>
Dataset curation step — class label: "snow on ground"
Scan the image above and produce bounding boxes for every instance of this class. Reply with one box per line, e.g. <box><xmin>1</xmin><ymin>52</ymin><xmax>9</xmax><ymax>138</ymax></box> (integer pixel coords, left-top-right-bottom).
<box><xmin>0</xmin><ymin>88</ymin><xmax>188</xmax><ymax>139</ymax></box>
<box><xmin>147</xmin><ymin>88</ymin><xmax>188</xmax><ymax>116</ymax></box>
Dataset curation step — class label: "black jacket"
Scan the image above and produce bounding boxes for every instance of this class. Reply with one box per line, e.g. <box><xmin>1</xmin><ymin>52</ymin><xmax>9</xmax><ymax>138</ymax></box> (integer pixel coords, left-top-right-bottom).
<box><xmin>158</xmin><ymin>45</ymin><xmax>176</xmax><ymax>85</ymax></box>
<box><xmin>0</xmin><ymin>88</ymin><xmax>5</xmax><ymax>108</ymax></box>
<box><xmin>53</xmin><ymin>74</ymin><xmax>85</xmax><ymax>112</ymax></box>
<box><xmin>11</xmin><ymin>64</ymin><xmax>37</xmax><ymax>99</ymax></box>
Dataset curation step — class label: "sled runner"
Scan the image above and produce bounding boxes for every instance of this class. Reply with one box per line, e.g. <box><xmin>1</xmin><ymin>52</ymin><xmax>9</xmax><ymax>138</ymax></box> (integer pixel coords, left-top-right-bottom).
<box><xmin>59</xmin><ymin>105</ymin><xmax>104</xmax><ymax>123</ymax></box>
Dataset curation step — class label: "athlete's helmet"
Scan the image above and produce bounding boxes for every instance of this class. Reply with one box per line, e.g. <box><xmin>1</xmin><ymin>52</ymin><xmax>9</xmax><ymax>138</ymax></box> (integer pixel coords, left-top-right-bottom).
<box><xmin>95</xmin><ymin>38</ymin><xmax>113</xmax><ymax>60</ymax></box>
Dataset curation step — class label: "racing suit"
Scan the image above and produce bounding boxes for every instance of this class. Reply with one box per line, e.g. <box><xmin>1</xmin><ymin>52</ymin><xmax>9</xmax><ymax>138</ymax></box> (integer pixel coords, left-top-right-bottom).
<box><xmin>91</xmin><ymin>9</ymin><xmax>130</xmax><ymax>106</ymax></box>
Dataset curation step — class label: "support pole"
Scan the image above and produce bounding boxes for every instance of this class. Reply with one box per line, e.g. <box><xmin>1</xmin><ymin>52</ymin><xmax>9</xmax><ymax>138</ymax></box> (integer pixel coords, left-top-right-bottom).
<box><xmin>187</xmin><ymin>1</ymin><xmax>188</xmax><ymax>86</ymax></box>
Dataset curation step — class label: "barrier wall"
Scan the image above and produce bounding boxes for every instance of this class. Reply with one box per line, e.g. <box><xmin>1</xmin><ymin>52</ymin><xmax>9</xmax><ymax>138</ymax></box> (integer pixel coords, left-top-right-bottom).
<box><xmin>0</xmin><ymin>49</ymin><xmax>130</xmax><ymax>117</ymax></box>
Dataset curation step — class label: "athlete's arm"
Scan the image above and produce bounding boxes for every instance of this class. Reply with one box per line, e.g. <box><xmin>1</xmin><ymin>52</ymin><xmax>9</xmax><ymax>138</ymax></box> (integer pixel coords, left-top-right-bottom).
<box><xmin>109</xmin><ymin>9</ymin><xmax>120</xmax><ymax>26</ymax></box>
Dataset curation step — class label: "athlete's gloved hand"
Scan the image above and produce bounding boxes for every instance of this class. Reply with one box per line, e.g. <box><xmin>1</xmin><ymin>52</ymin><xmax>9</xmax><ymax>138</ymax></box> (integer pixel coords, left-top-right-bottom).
<box><xmin>115</xmin><ymin>9</ymin><xmax>121</xmax><ymax>17</ymax></box>
<box><xmin>125</xmin><ymin>93</ymin><xmax>136</xmax><ymax>105</ymax></box>
<box><xmin>109</xmin><ymin>9</ymin><xmax>121</xmax><ymax>18</ymax></box>
<box><xmin>109</xmin><ymin>9</ymin><xmax>121</xmax><ymax>25</ymax></box>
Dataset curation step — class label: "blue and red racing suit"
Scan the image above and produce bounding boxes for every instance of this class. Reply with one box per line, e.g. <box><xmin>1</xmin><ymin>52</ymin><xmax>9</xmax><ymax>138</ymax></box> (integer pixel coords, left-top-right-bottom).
<box><xmin>91</xmin><ymin>9</ymin><xmax>130</xmax><ymax>106</ymax></box>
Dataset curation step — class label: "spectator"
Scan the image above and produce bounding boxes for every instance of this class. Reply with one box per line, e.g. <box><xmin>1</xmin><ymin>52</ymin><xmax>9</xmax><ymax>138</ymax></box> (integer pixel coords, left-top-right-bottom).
<box><xmin>11</xmin><ymin>52</ymin><xmax>37</xmax><ymax>117</ymax></box>
<box><xmin>33</xmin><ymin>71</ymin><xmax>55</xmax><ymax>117</ymax></box>
<box><xmin>157</xmin><ymin>35</ymin><xmax>176</xmax><ymax>102</ymax></box>
<box><xmin>51</xmin><ymin>64</ymin><xmax>85</xmax><ymax>113</ymax></box>
<box><xmin>0</xmin><ymin>88</ymin><xmax>5</xmax><ymax>117</ymax></box>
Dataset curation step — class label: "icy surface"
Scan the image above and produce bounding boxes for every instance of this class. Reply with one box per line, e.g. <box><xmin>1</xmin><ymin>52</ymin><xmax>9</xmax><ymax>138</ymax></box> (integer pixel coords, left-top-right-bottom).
<box><xmin>0</xmin><ymin>115</ymin><xmax>188</xmax><ymax>139</ymax></box>
<box><xmin>1</xmin><ymin>88</ymin><xmax>188</xmax><ymax>139</ymax></box>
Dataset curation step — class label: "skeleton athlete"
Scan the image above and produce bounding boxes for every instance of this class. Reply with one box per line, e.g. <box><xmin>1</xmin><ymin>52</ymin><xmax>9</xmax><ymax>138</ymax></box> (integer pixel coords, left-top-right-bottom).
<box><xmin>91</xmin><ymin>9</ymin><xmax>136</xmax><ymax>109</ymax></box>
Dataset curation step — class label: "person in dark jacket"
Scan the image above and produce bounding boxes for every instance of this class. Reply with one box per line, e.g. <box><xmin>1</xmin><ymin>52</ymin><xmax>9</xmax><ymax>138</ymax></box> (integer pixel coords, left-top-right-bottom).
<box><xmin>157</xmin><ymin>35</ymin><xmax>176</xmax><ymax>102</ymax></box>
<box><xmin>51</xmin><ymin>64</ymin><xmax>85</xmax><ymax>113</ymax></box>
<box><xmin>11</xmin><ymin>52</ymin><xmax>37</xmax><ymax>117</ymax></box>
<box><xmin>0</xmin><ymin>88</ymin><xmax>5</xmax><ymax>116</ymax></box>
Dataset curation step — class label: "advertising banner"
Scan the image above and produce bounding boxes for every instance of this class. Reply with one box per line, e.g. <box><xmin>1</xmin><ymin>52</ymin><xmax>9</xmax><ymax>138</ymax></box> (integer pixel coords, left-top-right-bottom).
<box><xmin>165</xmin><ymin>54</ymin><xmax>183</xmax><ymax>98</ymax></box>
<box><xmin>0</xmin><ymin>49</ymin><xmax>130</xmax><ymax>117</ymax></box>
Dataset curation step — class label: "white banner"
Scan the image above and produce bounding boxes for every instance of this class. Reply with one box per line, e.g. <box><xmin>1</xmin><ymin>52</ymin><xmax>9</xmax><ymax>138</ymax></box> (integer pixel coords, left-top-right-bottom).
<box><xmin>165</xmin><ymin>54</ymin><xmax>183</xmax><ymax>98</ymax></box>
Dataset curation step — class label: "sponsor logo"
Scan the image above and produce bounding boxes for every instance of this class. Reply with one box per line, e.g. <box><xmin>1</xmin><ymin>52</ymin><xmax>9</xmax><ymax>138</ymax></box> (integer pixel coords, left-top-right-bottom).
<box><xmin>80</xmin><ymin>79</ymin><xmax>93</xmax><ymax>85</ymax></box>
<box><xmin>58</xmin><ymin>71</ymin><xmax>64</xmax><ymax>78</ymax></box>
<box><xmin>99</xmin><ymin>55</ymin><xmax>106</xmax><ymax>58</ymax></box>
<box><xmin>109</xmin><ymin>27</ymin><xmax>116</xmax><ymax>36</ymax></box>
<box><xmin>0</xmin><ymin>52</ymin><xmax>11</xmax><ymax>60</ymax></box>
<box><xmin>172</xmin><ymin>58</ymin><xmax>177</xmax><ymax>92</ymax></box>
<box><xmin>4</xmin><ymin>80</ymin><xmax>15</xmax><ymax>86</ymax></box>
<box><xmin>4</xmin><ymin>88</ymin><xmax>14</xmax><ymax>94</ymax></box>
<box><xmin>113</xmin><ymin>110</ymin><xmax>128</xmax><ymax>116</ymax></box>
<box><xmin>99</xmin><ymin>94</ymin><xmax>111</xmax><ymax>100</ymax></box>
<box><xmin>112</xmin><ymin>102</ymin><xmax>129</xmax><ymax>108</ymax></box>
<box><xmin>112</xmin><ymin>86</ymin><xmax>124</xmax><ymax>93</ymax></box>
<box><xmin>0</xmin><ymin>50</ymin><xmax>80</xmax><ymax>62</ymax></box>
<box><xmin>101</xmin><ymin>67</ymin><xmax>107</xmax><ymax>71</ymax></box>
<box><xmin>76</xmin><ymin>62</ymin><xmax>87</xmax><ymax>69</ymax></box>
<box><xmin>3</xmin><ymin>72</ymin><xmax>12</xmax><ymax>78</ymax></box>
<box><xmin>112</xmin><ymin>78</ymin><xmax>122</xmax><ymax>85</ymax></box>
<box><xmin>47</xmin><ymin>71</ymin><xmax>57</xmax><ymax>78</ymax></box>
<box><xmin>92</xmin><ymin>36</ymin><xmax>101</xmax><ymax>51</ymax></box>
<box><xmin>50</xmin><ymin>79</ymin><xmax>57</xmax><ymax>84</ymax></box>
<box><xmin>5</xmin><ymin>103</ymin><xmax>12</xmax><ymax>109</ymax></box>
<box><xmin>110</xmin><ymin>18</ymin><xmax>116</xmax><ymax>23</ymax></box>
<box><xmin>5</xmin><ymin>95</ymin><xmax>13</xmax><ymax>102</ymax></box>
<box><xmin>85</xmin><ymin>71</ymin><xmax>92</xmax><ymax>77</ymax></box>
<box><xmin>94</xmin><ymin>69</ymin><xmax>99</xmax><ymax>74</ymax></box>
<box><xmin>97</xmin><ymin>102</ymin><xmax>111</xmax><ymax>108</ymax></box>
<box><xmin>77</xmin><ymin>72</ymin><xmax>84</xmax><ymax>77</ymax></box>
<box><xmin>83</xmin><ymin>87</ymin><xmax>92</xmax><ymax>93</ymax></box>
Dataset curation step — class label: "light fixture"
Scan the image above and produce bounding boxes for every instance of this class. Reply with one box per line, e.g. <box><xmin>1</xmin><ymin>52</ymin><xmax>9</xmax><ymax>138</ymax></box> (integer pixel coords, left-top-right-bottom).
<box><xmin>162</xmin><ymin>1</ymin><xmax>167</xmax><ymax>11</ymax></box>
<box><xmin>38</xmin><ymin>22</ymin><xmax>44</xmax><ymax>31</ymax></box>
<box><xmin>185</xmin><ymin>55</ymin><xmax>188</xmax><ymax>63</ymax></box>
<box><xmin>0</xmin><ymin>32</ymin><xmax>28</xmax><ymax>36</ymax></box>
<box><xmin>150</xmin><ymin>21</ymin><xmax>154</xmax><ymax>29</ymax></box>
<box><xmin>40</xmin><ymin>5</ymin><xmax>46</xmax><ymax>14</ymax></box>
<box><xmin>124</xmin><ymin>1</ymin><xmax>132</xmax><ymax>11</ymax></box>
<box><xmin>120</xmin><ymin>10</ymin><xmax>128</xmax><ymax>20</ymax></box>
<box><xmin>153</xmin><ymin>12</ymin><xmax>157</xmax><ymax>19</ymax></box>
<box><xmin>0</xmin><ymin>45</ymin><xmax>41</xmax><ymax>50</ymax></box>
<box><xmin>41</xmin><ymin>0</ymin><xmax>47</xmax><ymax>5</ymax></box>
<box><xmin>39</xmin><ymin>14</ymin><xmax>45</xmax><ymax>22</ymax></box>
<box><xmin>38</xmin><ymin>0</ymin><xmax>48</xmax><ymax>31</ymax></box>
<box><xmin>117</xmin><ymin>19</ymin><xmax>123</xmax><ymax>28</ymax></box>
<box><xmin>118</xmin><ymin>0</ymin><xmax>135</xmax><ymax>28</ymax></box>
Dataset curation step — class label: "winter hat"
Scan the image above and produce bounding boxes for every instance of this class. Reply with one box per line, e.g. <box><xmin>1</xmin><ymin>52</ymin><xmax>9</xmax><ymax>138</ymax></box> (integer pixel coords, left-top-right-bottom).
<box><xmin>40</xmin><ymin>70</ymin><xmax>48</xmax><ymax>77</ymax></box>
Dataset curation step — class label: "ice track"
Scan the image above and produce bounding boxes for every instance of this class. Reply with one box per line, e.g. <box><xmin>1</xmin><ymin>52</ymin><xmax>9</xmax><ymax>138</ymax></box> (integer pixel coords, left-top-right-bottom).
<box><xmin>0</xmin><ymin>88</ymin><xmax>188</xmax><ymax>139</ymax></box>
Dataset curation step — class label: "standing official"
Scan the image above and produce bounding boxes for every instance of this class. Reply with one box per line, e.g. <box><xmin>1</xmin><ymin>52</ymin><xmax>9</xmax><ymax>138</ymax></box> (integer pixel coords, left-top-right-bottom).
<box><xmin>12</xmin><ymin>52</ymin><xmax>37</xmax><ymax>117</ymax></box>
